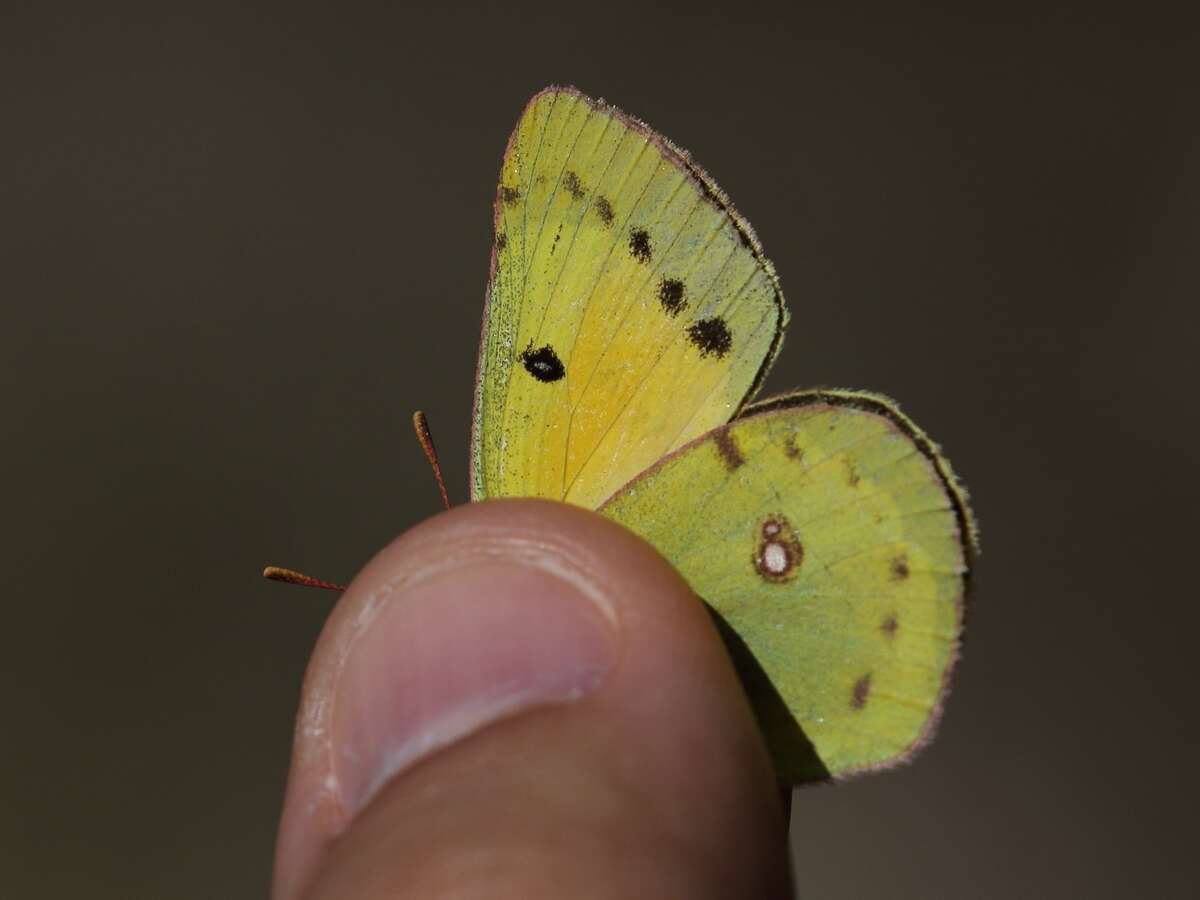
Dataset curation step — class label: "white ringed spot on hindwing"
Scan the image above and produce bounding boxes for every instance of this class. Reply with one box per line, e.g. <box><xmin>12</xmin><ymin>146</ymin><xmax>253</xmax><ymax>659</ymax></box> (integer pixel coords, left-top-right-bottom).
<box><xmin>753</xmin><ymin>515</ymin><xmax>803</xmax><ymax>583</ymax></box>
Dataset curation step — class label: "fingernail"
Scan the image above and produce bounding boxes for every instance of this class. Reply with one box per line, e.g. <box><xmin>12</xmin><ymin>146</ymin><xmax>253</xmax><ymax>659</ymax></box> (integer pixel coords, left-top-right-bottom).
<box><xmin>331</xmin><ymin>559</ymin><xmax>619</xmax><ymax>815</ymax></box>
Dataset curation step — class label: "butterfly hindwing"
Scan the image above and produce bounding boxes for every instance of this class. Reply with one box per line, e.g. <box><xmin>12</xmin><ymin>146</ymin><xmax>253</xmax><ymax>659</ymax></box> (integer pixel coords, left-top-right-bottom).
<box><xmin>600</xmin><ymin>390</ymin><xmax>975</xmax><ymax>782</ymax></box>
<box><xmin>472</xmin><ymin>87</ymin><xmax>788</xmax><ymax>507</ymax></box>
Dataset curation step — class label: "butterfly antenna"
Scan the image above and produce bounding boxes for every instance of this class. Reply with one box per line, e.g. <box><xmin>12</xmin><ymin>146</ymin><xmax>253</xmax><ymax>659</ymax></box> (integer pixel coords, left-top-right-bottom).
<box><xmin>262</xmin><ymin>566</ymin><xmax>347</xmax><ymax>592</ymax></box>
<box><xmin>413</xmin><ymin>410</ymin><xmax>452</xmax><ymax>510</ymax></box>
<box><xmin>263</xmin><ymin>412</ymin><xmax>449</xmax><ymax>592</ymax></box>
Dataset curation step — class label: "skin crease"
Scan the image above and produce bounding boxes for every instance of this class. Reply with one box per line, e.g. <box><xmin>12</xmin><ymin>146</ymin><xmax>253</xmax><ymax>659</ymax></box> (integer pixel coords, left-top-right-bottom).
<box><xmin>274</xmin><ymin>500</ymin><xmax>791</xmax><ymax>899</ymax></box>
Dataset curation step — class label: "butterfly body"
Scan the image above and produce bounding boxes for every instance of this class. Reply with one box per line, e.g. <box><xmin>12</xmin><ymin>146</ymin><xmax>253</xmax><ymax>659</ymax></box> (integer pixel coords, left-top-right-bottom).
<box><xmin>471</xmin><ymin>87</ymin><xmax>976</xmax><ymax>783</ymax></box>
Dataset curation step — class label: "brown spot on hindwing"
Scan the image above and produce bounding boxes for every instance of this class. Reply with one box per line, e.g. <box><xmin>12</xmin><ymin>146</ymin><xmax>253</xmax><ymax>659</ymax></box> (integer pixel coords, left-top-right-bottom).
<box><xmin>713</xmin><ymin>427</ymin><xmax>744</xmax><ymax>471</ymax></box>
<box><xmin>753</xmin><ymin>515</ymin><xmax>803</xmax><ymax>583</ymax></box>
<box><xmin>500</xmin><ymin>185</ymin><xmax>521</xmax><ymax>205</ymax></box>
<box><xmin>890</xmin><ymin>555</ymin><xmax>910</xmax><ymax>581</ymax></box>
<box><xmin>881</xmin><ymin>615</ymin><xmax>899</xmax><ymax>637</ymax></box>
<box><xmin>783</xmin><ymin>434</ymin><xmax>804</xmax><ymax>461</ymax></box>
<box><xmin>496</xmin><ymin>232</ymin><xmax>507</xmax><ymax>251</ymax></box>
<box><xmin>843</xmin><ymin>456</ymin><xmax>861</xmax><ymax>487</ymax></box>
<box><xmin>851</xmin><ymin>673</ymin><xmax>872</xmax><ymax>709</ymax></box>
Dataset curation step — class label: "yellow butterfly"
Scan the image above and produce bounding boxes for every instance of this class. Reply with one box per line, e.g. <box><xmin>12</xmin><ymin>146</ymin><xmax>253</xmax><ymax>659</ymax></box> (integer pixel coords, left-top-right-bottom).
<box><xmin>268</xmin><ymin>86</ymin><xmax>977</xmax><ymax>784</ymax></box>
<box><xmin>471</xmin><ymin>86</ymin><xmax>977</xmax><ymax>783</ymax></box>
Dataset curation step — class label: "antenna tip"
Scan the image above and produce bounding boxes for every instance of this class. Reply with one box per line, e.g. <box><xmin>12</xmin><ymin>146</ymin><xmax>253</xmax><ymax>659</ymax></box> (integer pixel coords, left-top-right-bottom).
<box><xmin>263</xmin><ymin>566</ymin><xmax>347</xmax><ymax>591</ymax></box>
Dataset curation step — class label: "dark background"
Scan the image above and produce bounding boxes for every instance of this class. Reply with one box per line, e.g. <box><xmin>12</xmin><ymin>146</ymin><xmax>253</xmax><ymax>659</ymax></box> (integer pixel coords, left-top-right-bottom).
<box><xmin>4</xmin><ymin>3</ymin><xmax>1196</xmax><ymax>897</ymax></box>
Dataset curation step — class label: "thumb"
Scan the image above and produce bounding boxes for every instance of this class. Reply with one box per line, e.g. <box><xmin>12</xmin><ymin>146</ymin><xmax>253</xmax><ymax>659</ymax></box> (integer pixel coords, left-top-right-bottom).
<box><xmin>273</xmin><ymin>499</ymin><xmax>790</xmax><ymax>899</ymax></box>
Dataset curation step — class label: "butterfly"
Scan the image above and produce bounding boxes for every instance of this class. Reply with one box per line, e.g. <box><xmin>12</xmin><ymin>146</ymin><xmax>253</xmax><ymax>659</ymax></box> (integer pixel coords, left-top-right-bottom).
<box><xmin>471</xmin><ymin>86</ymin><xmax>976</xmax><ymax>784</ymax></box>
<box><xmin>268</xmin><ymin>86</ymin><xmax>977</xmax><ymax>785</ymax></box>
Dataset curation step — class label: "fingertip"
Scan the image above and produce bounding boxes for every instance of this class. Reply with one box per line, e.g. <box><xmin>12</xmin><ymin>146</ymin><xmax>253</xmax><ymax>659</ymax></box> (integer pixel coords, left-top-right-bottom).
<box><xmin>275</xmin><ymin>500</ymin><xmax>788</xmax><ymax>899</ymax></box>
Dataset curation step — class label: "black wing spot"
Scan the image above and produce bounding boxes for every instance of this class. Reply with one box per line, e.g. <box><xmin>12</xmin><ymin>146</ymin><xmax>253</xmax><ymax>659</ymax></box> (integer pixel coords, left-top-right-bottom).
<box><xmin>496</xmin><ymin>232</ymin><xmax>507</xmax><ymax>251</ymax></box>
<box><xmin>500</xmin><ymin>186</ymin><xmax>521</xmax><ymax>205</ymax></box>
<box><xmin>563</xmin><ymin>170</ymin><xmax>586</xmax><ymax>199</ymax></box>
<box><xmin>520</xmin><ymin>344</ymin><xmax>565</xmax><ymax>383</ymax></box>
<box><xmin>658</xmin><ymin>278</ymin><xmax>687</xmax><ymax>316</ymax></box>
<box><xmin>687</xmin><ymin>316</ymin><xmax>732</xmax><ymax>359</ymax></box>
<box><xmin>595</xmin><ymin>196</ymin><xmax>615</xmax><ymax>226</ymax></box>
<box><xmin>629</xmin><ymin>228</ymin><xmax>652</xmax><ymax>263</ymax></box>
<box><xmin>890</xmin><ymin>555</ymin><xmax>910</xmax><ymax>581</ymax></box>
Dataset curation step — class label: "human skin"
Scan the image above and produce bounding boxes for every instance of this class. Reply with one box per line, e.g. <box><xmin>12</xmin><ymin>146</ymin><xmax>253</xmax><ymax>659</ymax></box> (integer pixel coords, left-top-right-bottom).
<box><xmin>274</xmin><ymin>499</ymin><xmax>792</xmax><ymax>899</ymax></box>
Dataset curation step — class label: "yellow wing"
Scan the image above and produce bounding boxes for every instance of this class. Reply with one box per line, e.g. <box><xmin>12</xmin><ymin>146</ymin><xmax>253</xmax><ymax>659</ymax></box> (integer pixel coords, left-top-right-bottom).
<box><xmin>601</xmin><ymin>390</ymin><xmax>976</xmax><ymax>782</ymax></box>
<box><xmin>471</xmin><ymin>86</ymin><xmax>788</xmax><ymax>507</ymax></box>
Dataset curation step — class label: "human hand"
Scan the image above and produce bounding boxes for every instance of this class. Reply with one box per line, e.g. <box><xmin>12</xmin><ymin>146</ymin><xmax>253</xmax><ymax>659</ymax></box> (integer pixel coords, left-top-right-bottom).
<box><xmin>274</xmin><ymin>500</ymin><xmax>791</xmax><ymax>898</ymax></box>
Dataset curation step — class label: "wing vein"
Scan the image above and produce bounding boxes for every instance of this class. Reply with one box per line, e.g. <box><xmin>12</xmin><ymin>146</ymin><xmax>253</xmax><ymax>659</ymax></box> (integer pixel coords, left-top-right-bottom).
<box><xmin>562</xmin><ymin>241</ymin><xmax>754</xmax><ymax>500</ymax></box>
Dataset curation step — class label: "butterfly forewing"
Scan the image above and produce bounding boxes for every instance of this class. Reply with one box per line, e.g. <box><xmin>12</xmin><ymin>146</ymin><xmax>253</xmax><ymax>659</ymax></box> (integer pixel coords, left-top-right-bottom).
<box><xmin>472</xmin><ymin>87</ymin><xmax>787</xmax><ymax>507</ymax></box>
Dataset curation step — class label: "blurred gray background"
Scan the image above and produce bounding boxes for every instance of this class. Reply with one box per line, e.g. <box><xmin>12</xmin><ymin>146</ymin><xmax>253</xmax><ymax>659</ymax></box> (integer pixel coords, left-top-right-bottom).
<box><xmin>4</xmin><ymin>3</ymin><xmax>1196</xmax><ymax>896</ymax></box>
